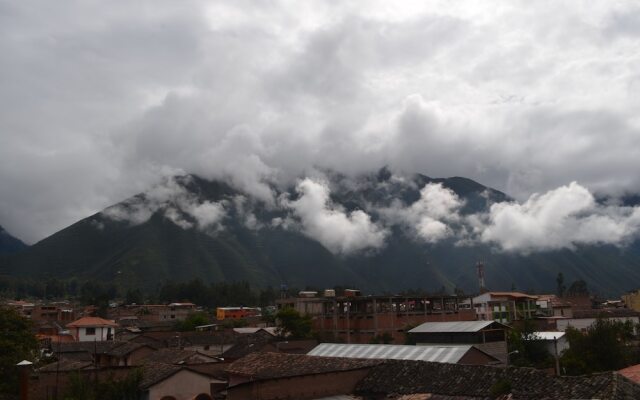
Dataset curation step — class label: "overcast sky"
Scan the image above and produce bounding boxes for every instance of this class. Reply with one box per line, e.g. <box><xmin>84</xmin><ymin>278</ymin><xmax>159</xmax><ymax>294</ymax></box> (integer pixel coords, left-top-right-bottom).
<box><xmin>2</xmin><ymin>1</ymin><xmax>640</xmax><ymax>244</ymax></box>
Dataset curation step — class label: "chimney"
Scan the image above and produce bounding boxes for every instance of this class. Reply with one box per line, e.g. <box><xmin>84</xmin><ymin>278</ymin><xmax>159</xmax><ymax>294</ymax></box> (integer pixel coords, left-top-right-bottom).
<box><xmin>16</xmin><ymin>360</ymin><xmax>33</xmax><ymax>400</ymax></box>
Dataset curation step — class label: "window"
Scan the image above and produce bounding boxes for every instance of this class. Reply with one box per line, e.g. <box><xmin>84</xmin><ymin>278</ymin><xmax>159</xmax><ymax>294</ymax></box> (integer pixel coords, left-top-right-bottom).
<box><xmin>85</xmin><ymin>327</ymin><xmax>96</xmax><ymax>335</ymax></box>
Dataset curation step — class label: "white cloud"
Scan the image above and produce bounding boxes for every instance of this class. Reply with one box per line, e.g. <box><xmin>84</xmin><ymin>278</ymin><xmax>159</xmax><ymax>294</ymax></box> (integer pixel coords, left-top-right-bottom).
<box><xmin>380</xmin><ymin>183</ymin><xmax>463</xmax><ymax>243</ymax></box>
<box><xmin>284</xmin><ymin>178</ymin><xmax>388</xmax><ymax>254</ymax></box>
<box><xmin>477</xmin><ymin>182</ymin><xmax>640</xmax><ymax>252</ymax></box>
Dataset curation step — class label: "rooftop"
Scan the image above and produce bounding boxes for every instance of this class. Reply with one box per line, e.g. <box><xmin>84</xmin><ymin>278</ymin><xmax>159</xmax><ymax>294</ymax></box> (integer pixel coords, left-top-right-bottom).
<box><xmin>226</xmin><ymin>351</ymin><xmax>382</xmax><ymax>381</ymax></box>
<box><xmin>408</xmin><ymin>320</ymin><xmax>506</xmax><ymax>334</ymax></box>
<box><xmin>356</xmin><ymin>360</ymin><xmax>640</xmax><ymax>400</ymax></box>
<box><xmin>619</xmin><ymin>364</ymin><xmax>640</xmax><ymax>384</ymax></box>
<box><xmin>67</xmin><ymin>316</ymin><xmax>118</xmax><ymax>328</ymax></box>
<box><xmin>308</xmin><ymin>343</ymin><xmax>490</xmax><ymax>364</ymax></box>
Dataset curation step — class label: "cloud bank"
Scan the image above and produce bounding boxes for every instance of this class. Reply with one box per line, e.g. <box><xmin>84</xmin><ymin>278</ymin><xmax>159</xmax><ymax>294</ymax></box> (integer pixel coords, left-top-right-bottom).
<box><xmin>2</xmin><ymin>1</ymin><xmax>640</xmax><ymax>244</ymax></box>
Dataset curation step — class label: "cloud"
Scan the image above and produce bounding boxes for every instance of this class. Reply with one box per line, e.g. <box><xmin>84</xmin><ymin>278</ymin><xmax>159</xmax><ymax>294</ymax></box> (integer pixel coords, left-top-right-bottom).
<box><xmin>380</xmin><ymin>182</ymin><xmax>464</xmax><ymax>243</ymax></box>
<box><xmin>284</xmin><ymin>178</ymin><xmax>388</xmax><ymax>254</ymax></box>
<box><xmin>103</xmin><ymin>176</ymin><xmax>227</xmax><ymax>231</ymax></box>
<box><xmin>476</xmin><ymin>182</ymin><xmax>640</xmax><ymax>252</ymax></box>
<box><xmin>2</xmin><ymin>1</ymin><xmax>640</xmax><ymax>243</ymax></box>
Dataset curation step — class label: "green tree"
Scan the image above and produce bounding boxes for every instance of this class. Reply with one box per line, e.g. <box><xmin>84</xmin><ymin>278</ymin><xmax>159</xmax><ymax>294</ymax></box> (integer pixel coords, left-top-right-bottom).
<box><xmin>275</xmin><ymin>307</ymin><xmax>312</xmax><ymax>339</ymax></box>
<box><xmin>567</xmin><ymin>279</ymin><xmax>589</xmax><ymax>297</ymax></box>
<box><xmin>556</xmin><ymin>273</ymin><xmax>566</xmax><ymax>297</ymax></box>
<box><xmin>0</xmin><ymin>306</ymin><xmax>38</xmax><ymax>397</ymax></box>
<box><xmin>174</xmin><ymin>312</ymin><xmax>210</xmax><ymax>331</ymax></box>
<box><xmin>560</xmin><ymin>318</ymin><xmax>638</xmax><ymax>375</ymax></box>
<box><xmin>507</xmin><ymin>319</ymin><xmax>553</xmax><ymax>368</ymax></box>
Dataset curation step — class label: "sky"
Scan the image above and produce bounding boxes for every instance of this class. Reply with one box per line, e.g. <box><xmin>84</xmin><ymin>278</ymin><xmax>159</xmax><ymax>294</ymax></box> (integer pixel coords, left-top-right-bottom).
<box><xmin>2</xmin><ymin>1</ymin><xmax>640</xmax><ymax>244</ymax></box>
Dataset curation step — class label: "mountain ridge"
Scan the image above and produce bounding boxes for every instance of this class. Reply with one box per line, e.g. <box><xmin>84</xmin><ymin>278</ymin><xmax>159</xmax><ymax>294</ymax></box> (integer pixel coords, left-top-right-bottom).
<box><xmin>1</xmin><ymin>172</ymin><xmax>639</xmax><ymax>296</ymax></box>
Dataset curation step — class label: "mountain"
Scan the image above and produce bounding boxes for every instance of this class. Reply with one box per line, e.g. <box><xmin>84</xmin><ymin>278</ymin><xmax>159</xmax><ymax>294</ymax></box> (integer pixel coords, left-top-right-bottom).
<box><xmin>2</xmin><ymin>172</ymin><xmax>640</xmax><ymax>296</ymax></box>
<box><xmin>0</xmin><ymin>225</ymin><xmax>28</xmax><ymax>254</ymax></box>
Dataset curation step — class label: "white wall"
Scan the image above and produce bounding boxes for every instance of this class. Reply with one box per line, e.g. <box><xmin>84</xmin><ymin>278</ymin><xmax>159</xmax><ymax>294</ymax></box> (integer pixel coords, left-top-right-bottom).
<box><xmin>556</xmin><ymin>316</ymin><xmax>639</xmax><ymax>333</ymax></box>
<box><xmin>76</xmin><ymin>326</ymin><xmax>113</xmax><ymax>342</ymax></box>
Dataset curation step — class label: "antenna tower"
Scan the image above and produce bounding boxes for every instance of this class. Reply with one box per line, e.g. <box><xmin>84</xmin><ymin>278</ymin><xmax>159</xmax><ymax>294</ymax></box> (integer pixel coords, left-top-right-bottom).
<box><xmin>476</xmin><ymin>261</ymin><xmax>486</xmax><ymax>293</ymax></box>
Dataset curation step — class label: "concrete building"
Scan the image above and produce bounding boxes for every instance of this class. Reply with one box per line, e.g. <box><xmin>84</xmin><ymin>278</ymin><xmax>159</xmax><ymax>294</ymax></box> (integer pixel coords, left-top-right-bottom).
<box><xmin>67</xmin><ymin>316</ymin><xmax>118</xmax><ymax>342</ymax></box>
<box><xmin>472</xmin><ymin>291</ymin><xmax>538</xmax><ymax>323</ymax></box>
<box><xmin>407</xmin><ymin>320</ymin><xmax>510</xmax><ymax>364</ymax></box>
<box><xmin>555</xmin><ymin>309</ymin><xmax>640</xmax><ymax>333</ymax></box>
<box><xmin>277</xmin><ymin>293</ymin><xmax>477</xmax><ymax>344</ymax></box>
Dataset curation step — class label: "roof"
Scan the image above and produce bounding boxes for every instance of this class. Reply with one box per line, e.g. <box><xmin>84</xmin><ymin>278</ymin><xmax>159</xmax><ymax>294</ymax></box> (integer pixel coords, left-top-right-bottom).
<box><xmin>308</xmin><ymin>343</ymin><xmax>480</xmax><ymax>364</ymax></box>
<box><xmin>619</xmin><ymin>365</ymin><xmax>640</xmax><ymax>384</ymax></box>
<box><xmin>38</xmin><ymin>360</ymin><xmax>93</xmax><ymax>372</ymax></box>
<box><xmin>571</xmin><ymin>309</ymin><xmax>640</xmax><ymax>319</ymax></box>
<box><xmin>486</xmin><ymin>291</ymin><xmax>538</xmax><ymax>299</ymax></box>
<box><xmin>106</xmin><ymin>342</ymin><xmax>153</xmax><ymax>357</ymax></box>
<box><xmin>139</xmin><ymin>362</ymin><xmax>214</xmax><ymax>390</ymax></box>
<box><xmin>226</xmin><ymin>352</ymin><xmax>382</xmax><ymax>381</ymax></box>
<box><xmin>356</xmin><ymin>360</ymin><xmax>640</xmax><ymax>400</ymax></box>
<box><xmin>408</xmin><ymin>321</ymin><xmax>504</xmax><ymax>334</ymax></box>
<box><xmin>141</xmin><ymin>348</ymin><xmax>217</xmax><ymax>365</ymax></box>
<box><xmin>233</xmin><ymin>327</ymin><xmax>277</xmax><ymax>336</ymax></box>
<box><xmin>67</xmin><ymin>316</ymin><xmax>118</xmax><ymax>328</ymax></box>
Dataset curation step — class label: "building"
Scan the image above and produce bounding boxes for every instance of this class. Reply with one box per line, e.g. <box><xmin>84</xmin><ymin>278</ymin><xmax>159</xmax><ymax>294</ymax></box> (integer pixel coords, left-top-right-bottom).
<box><xmin>471</xmin><ymin>291</ymin><xmax>538</xmax><ymax>323</ymax></box>
<box><xmin>535</xmin><ymin>294</ymin><xmax>573</xmax><ymax>318</ymax></box>
<box><xmin>216</xmin><ymin>307</ymin><xmax>261</xmax><ymax>320</ymax></box>
<box><xmin>110</xmin><ymin>303</ymin><xmax>198</xmax><ymax>323</ymax></box>
<box><xmin>407</xmin><ymin>320</ymin><xmax>510</xmax><ymax>364</ymax></box>
<box><xmin>67</xmin><ymin>316</ymin><xmax>118</xmax><ymax>342</ymax></box>
<box><xmin>225</xmin><ymin>351</ymin><xmax>382</xmax><ymax>400</ymax></box>
<box><xmin>139</xmin><ymin>363</ymin><xmax>223</xmax><ymax>400</ymax></box>
<box><xmin>308</xmin><ymin>343</ymin><xmax>501</xmax><ymax>365</ymax></box>
<box><xmin>528</xmin><ymin>331</ymin><xmax>569</xmax><ymax>358</ymax></box>
<box><xmin>277</xmin><ymin>293</ymin><xmax>476</xmax><ymax>344</ymax></box>
<box><xmin>622</xmin><ymin>289</ymin><xmax>640</xmax><ymax>312</ymax></box>
<box><xmin>555</xmin><ymin>308</ymin><xmax>640</xmax><ymax>333</ymax></box>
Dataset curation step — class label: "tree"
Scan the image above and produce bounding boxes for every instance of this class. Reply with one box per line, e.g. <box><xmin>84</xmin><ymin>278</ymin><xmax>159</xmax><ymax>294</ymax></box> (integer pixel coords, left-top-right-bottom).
<box><xmin>560</xmin><ymin>318</ymin><xmax>638</xmax><ymax>375</ymax></box>
<box><xmin>174</xmin><ymin>312</ymin><xmax>210</xmax><ymax>331</ymax></box>
<box><xmin>507</xmin><ymin>319</ymin><xmax>553</xmax><ymax>368</ymax></box>
<box><xmin>125</xmin><ymin>289</ymin><xmax>143</xmax><ymax>305</ymax></box>
<box><xmin>0</xmin><ymin>307</ymin><xmax>38</xmax><ymax>396</ymax></box>
<box><xmin>275</xmin><ymin>307</ymin><xmax>312</xmax><ymax>339</ymax></box>
<box><xmin>556</xmin><ymin>273</ymin><xmax>566</xmax><ymax>297</ymax></box>
<box><xmin>567</xmin><ymin>279</ymin><xmax>589</xmax><ymax>297</ymax></box>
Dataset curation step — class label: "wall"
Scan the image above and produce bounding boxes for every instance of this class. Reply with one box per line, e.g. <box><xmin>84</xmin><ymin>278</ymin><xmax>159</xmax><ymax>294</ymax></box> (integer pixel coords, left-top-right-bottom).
<box><xmin>227</xmin><ymin>369</ymin><xmax>371</xmax><ymax>400</ymax></box>
<box><xmin>74</xmin><ymin>326</ymin><xmax>113</xmax><ymax>342</ymax></box>
<box><xmin>148</xmin><ymin>370</ymin><xmax>221</xmax><ymax>400</ymax></box>
<box><xmin>457</xmin><ymin>347</ymin><xmax>502</xmax><ymax>365</ymax></box>
<box><xmin>556</xmin><ymin>316</ymin><xmax>640</xmax><ymax>333</ymax></box>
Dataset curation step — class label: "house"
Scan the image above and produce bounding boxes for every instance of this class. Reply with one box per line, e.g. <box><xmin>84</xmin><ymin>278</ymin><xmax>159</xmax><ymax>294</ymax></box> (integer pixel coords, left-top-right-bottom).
<box><xmin>407</xmin><ymin>320</ymin><xmax>510</xmax><ymax>364</ymax></box>
<box><xmin>67</xmin><ymin>316</ymin><xmax>118</xmax><ymax>341</ymax></box>
<box><xmin>216</xmin><ymin>307</ymin><xmax>261</xmax><ymax>320</ymax></box>
<box><xmin>356</xmin><ymin>359</ymin><xmax>640</xmax><ymax>399</ymax></box>
<box><xmin>308</xmin><ymin>343</ymin><xmax>501</xmax><ymax>366</ymax></box>
<box><xmin>619</xmin><ymin>364</ymin><xmax>640</xmax><ymax>384</ymax></box>
<box><xmin>225</xmin><ymin>352</ymin><xmax>382</xmax><ymax>400</ymax></box>
<box><xmin>472</xmin><ymin>291</ymin><xmax>538</xmax><ymax>323</ymax></box>
<box><xmin>52</xmin><ymin>341</ymin><xmax>155</xmax><ymax>366</ymax></box>
<box><xmin>535</xmin><ymin>294</ymin><xmax>573</xmax><ymax>318</ymax></box>
<box><xmin>139</xmin><ymin>362</ymin><xmax>224</xmax><ymax>400</ymax></box>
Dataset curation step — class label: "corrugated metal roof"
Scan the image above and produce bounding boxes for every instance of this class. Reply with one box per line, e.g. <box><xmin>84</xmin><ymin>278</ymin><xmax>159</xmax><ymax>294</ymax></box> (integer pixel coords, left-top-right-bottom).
<box><xmin>308</xmin><ymin>343</ymin><xmax>472</xmax><ymax>364</ymax></box>
<box><xmin>408</xmin><ymin>320</ymin><xmax>496</xmax><ymax>333</ymax></box>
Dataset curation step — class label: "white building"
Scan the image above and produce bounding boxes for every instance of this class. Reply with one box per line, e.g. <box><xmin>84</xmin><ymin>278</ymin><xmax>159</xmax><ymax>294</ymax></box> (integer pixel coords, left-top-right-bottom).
<box><xmin>66</xmin><ymin>316</ymin><xmax>118</xmax><ymax>342</ymax></box>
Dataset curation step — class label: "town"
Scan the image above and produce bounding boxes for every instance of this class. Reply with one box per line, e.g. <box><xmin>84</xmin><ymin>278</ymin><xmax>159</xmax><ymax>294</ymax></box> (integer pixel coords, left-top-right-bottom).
<box><xmin>3</xmin><ymin>268</ymin><xmax>640</xmax><ymax>399</ymax></box>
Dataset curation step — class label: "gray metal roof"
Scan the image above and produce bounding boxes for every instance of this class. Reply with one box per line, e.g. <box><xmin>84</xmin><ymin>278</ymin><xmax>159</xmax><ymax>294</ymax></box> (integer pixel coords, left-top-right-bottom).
<box><xmin>408</xmin><ymin>320</ymin><xmax>498</xmax><ymax>333</ymax></box>
<box><xmin>308</xmin><ymin>343</ymin><xmax>473</xmax><ymax>364</ymax></box>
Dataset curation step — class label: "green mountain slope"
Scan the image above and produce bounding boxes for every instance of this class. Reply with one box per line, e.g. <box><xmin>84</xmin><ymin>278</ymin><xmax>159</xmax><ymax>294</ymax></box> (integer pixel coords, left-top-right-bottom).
<box><xmin>0</xmin><ymin>225</ymin><xmax>27</xmax><ymax>254</ymax></box>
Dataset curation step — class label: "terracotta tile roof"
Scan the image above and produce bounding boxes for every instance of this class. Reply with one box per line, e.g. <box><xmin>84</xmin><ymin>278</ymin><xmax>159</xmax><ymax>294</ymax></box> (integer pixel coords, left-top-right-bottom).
<box><xmin>487</xmin><ymin>292</ymin><xmax>538</xmax><ymax>300</ymax></box>
<box><xmin>141</xmin><ymin>348</ymin><xmax>217</xmax><ymax>365</ymax></box>
<box><xmin>38</xmin><ymin>360</ymin><xmax>93</xmax><ymax>372</ymax></box>
<box><xmin>139</xmin><ymin>362</ymin><xmax>182</xmax><ymax>389</ymax></box>
<box><xmin>67</xmin><ymin>316</ymin><xmax>118</xmax><ymax>328</ymax></box>
<box><xmin>106</xmin><ymin>342</ymin><xmax>153</xmax><ymax>357</ymax></box>
<box><xmin>356</xmin><ymin>360</ymin><xmax>640</xmax><ymax>400</ymax></box>
<box><xmin>226</xmin><ymin>352</ymin><xmax>382</xmax><ymax>381</ymax></box>
<box><xmin>619</xmin><ymin>364</ymin><xmax>640</xmax><ymax>384</ymax></box>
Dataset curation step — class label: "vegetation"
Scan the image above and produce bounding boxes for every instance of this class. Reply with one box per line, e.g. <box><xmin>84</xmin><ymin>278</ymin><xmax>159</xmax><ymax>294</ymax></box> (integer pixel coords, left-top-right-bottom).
<box><xmin>560</xmin><ymin>318</ymin><xmax>639</xmax><ymax>375</ymax></box>
<box><xmin>370</xmin><ymin>332</ymin><xmax>394</xmax><ymax>344</ymax></box>
<box><xmin>507</xmin><ymin>320</ymin><xmax>553</xmax><ymax>368</ymax></box>
<box><xmin>275</xmin><ymin>307</ymin><xmax>312</xmax><ymax>339</ymax></box>
<box><xmin>0</xmin><ymin>306</ymin><xmax>38</xmax><ymax>398</ymax></box>
<box><xmin>174</xmin><ymin>311</ymin><xmax>211</xmax><ymax>331</ymax></box>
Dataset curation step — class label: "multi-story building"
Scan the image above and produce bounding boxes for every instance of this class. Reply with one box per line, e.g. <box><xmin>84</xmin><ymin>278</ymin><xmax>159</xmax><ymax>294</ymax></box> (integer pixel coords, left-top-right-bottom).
<box><xmin>67</xmin><ymin>316</ymin><xmax>118</xmax><ymax>342</ymax></box>
<box><xmin>276</xmin><ymin>292</ymin><xmax>476</xmax><ymax>344</ymax></box>
<box><xmin>623</xmin><ymin>289</ymin><xmax>640</xmax><ymax>312</ymax></box>
<box><xmin>471</xmin><ymin>291</ymin><xmax>538</xmax><ymax>323</ymax></box>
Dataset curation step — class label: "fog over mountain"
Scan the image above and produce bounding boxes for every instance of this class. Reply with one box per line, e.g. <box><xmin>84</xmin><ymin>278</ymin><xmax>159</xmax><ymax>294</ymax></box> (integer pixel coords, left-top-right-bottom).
<box><xmin>2</xmin><ymin>1</ymin><xmax>640</xmax><ymax>253</ymax></box>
